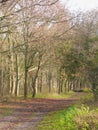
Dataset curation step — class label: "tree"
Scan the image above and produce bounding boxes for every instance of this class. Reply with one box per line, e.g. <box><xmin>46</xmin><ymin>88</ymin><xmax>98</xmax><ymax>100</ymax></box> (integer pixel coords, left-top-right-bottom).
<box><xmin>71</xmin><ymin>10</ymin><xmax>98</xmax><ymax>99</ymax></box>
<box><xmin>0</xmin><ymin>0</ymin><xmax>69</xmax><ymax>98</ymax></box>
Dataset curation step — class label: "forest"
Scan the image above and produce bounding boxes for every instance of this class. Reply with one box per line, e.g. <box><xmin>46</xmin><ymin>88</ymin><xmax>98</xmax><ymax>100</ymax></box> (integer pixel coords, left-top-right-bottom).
<box><xmin>0</xmin><ymin>0</ymin><xmax>98</xmax><ymax>99</ymax></box>
<box><xmin>0</xmin><ymin>0</ymin><xmax>98</xmax><ymax>129</ymax></box>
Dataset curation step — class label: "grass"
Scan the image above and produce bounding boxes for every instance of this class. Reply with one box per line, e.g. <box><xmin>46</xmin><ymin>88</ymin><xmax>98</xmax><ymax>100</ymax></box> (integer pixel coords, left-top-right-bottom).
<box><xmin>0</xmin><ymin>108</ymin><xmax>13</xmax><ymax>117</ymax></box>
<box><xmin>35</xmin><ymin>91</ymin><xmax>74</xmax><ymax>99</ymax></box>
<box><xmin>4</xmin><ymin>91</ymin><xmax>75</xmax><ymax>100</ymax></box>
<box><xmin>37</xmin><ymin>105</ymin><xmax>77</xmax><ymax>130</ymax></box>
<box><xmin>37</xmin><ymin>105</ymin><xmax>98</xmax><ymax>130</ymax></box>
<box><xmin>37</xmin><ymin>91</ymin><xmax>98</xmax><ymax>130</ymax></box>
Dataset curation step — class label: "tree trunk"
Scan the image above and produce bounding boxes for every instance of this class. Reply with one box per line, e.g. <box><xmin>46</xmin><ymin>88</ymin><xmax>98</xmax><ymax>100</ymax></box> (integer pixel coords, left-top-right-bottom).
<box><xmin>58</xmin><ymin>79</ymin><xmax>61</xmax><ymax>94</ymax></box>
<box><xmin>32</xmin><ymin>77</ymin><xmax>36</xmax><ymax>98</ymax></box>
<box><xmin>48</xmin><ymin>72</ymin><xmax>52</xmax><ymax>93</ymax></box>
<box><xmin>64</xmin><ymin>80</ymin><xmax>67</xmax><ymax>92</ymax></box>
<box><xmin>1</xmin><ymin>61</ymin><xmax>4</xmax><ymax>96</ymax></box>
<box><xmin>31</xmin><ymin>54</ymin><xmax>42</xmax><ymax>98</ymax></box>
<box><xmin>24</xmin><ymin>44</ymin><xmax>28</xmax><ymax>99</ymax></box>
<box><xmin>15</xmin><ymin>54</ymin><xmax>18</xmax><ymax>97</ymax></box>
<box><xmin>39</xmin><ymin>72</ymin><xmax>43</xmax><ymax>93</ymax></box>
<box><xmin>67</xmin><ymin>79</ymin><xmax>70</xmax><ymax>92</ymax></box>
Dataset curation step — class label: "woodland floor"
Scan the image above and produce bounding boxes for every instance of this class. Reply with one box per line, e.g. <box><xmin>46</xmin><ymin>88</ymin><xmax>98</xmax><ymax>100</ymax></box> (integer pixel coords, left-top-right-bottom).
<box><xmin>0</xmin><ymin>93</ymin><xmax>81</xmax><ymax>130</ymax></box>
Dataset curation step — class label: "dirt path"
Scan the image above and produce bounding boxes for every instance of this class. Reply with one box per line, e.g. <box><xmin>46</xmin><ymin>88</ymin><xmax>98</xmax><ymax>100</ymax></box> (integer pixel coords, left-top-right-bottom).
<box><xmin>0</xmin><ymin>94</ymin><xmax>79</xmax><ymax>130</ymax></box>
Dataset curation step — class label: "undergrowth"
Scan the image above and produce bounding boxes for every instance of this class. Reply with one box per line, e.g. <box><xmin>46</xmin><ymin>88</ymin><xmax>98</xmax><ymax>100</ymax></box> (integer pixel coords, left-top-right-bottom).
<box><xmin>37</xmin><ymin>105</ymin><xmax>98</xmax><ymax>130</ymax></box>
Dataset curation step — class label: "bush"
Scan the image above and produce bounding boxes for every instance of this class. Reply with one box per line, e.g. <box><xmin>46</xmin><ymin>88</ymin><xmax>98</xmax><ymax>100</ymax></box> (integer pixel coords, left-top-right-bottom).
<box><xmin>75</xmin><ymin>105</ymin><xmax>98</xmax><ymax>130</ymax></box>
<box><xmin>63</xmin><ymin>105</ymin><xmax>98</xmax><ymax>130</ymax></box>
<box><xmin>80</xmin><ymin>92</ymin><xmax>94</xmax><ymax>105</ymax></box>
<box><xmin>37</xmin><ymin>105</ymin><xmax>98</xmax><ymax>130</ymax></box>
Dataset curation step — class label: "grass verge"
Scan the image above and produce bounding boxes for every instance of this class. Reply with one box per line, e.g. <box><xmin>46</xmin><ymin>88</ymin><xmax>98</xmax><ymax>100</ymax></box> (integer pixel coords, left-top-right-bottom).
<box><xmin>37</xmin><ymin>105</ymin><xmax>98</xmax><ymax>130</ymax></box>
<box><xmin>35</xmin><ymin>91</ymin><xmax>74</xmax><ymax>99</ymax></box>
<box><xmin>37</xmin><ymin>91</ymin><xmax>98</xmax><ymax>130</ymax></box>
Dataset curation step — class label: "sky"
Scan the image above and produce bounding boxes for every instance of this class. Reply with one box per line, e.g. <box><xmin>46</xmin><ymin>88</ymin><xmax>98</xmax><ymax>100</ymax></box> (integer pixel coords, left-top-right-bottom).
<box><xmin>61</xmin><ymin>0</ymin><xmax>98</xmax><ymax>12</ymax></box>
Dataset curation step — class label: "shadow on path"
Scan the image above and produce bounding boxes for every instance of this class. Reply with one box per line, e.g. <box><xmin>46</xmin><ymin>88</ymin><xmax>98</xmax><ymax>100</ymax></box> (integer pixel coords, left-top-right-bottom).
<box><xmin>0</xmin><ymin>94</ymin><xmax>79</xmax><ymax>130</ymax></box>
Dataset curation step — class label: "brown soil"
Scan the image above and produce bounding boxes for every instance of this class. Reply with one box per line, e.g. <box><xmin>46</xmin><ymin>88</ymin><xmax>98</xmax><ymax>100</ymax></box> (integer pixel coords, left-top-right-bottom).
<box><xmin>0</xmin><ymin>94</ymin><xmax>79</xmax><ymax>130</ymax></box>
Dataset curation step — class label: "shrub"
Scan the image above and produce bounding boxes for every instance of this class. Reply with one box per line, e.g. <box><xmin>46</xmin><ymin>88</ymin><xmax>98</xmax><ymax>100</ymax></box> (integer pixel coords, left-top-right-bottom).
<box><xmin>37</xmin><ymin>105</ymin><xmax>98</xmax><ymax>130</ymax></box>
<box><xmin>75</xmin><ymin>105</ymin><xmax>98</xmax><ymax>130</ymax></box>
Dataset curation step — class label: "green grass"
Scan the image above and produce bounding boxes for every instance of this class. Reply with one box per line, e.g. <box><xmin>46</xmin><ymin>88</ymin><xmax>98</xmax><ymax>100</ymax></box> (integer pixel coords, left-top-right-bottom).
<box><xmin>37</xmin><ymin>105</ymin><xmax>77</xmax><ymax>130</ymax></box>
<box><xmin>37</xmin><ymin>105</ymin><xmax>98</xmax><ymax>130</ymax></box>
<box><xmin>6</xmin><ymin>91</ymin><xmax>75</xmax><ymax>100</ymax></box>
<box><xmin>35</xmin><ymin>91</ymin><xmax>74</xmax><ymax>99</ymax></box>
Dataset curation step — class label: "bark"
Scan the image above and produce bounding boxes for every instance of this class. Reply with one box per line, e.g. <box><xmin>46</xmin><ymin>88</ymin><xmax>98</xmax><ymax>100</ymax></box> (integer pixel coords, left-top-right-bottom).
<box><xmin>58</xmin><ymin>80</ymin><xmax>61</xmax><ymax>94</ymax></box>
<box><xmin>1</xmin><ymin>61</ymin><xmax>4</xmax><ymax>96</ymax></box>
<box><xmin>64</xmin><ymin>80</ymin><xmax>67</xmax><ymax>92</ymax></box>
<box><xmin>67</xmin><ymin>79</ymin><xmax>70</xmax><ymax>92</ymax></box>
<box><xmin>32</xmin><ymin>54</ymin><xmax>42</xmax><ymax>98</ymax></box>
<box><xmin>24</xmin><ymin>43</ymin><xmax>28</xmax><ymax>98</ymax></box>
<box><xmin>48</xmin><ymin>72</ymin><xmax>52</xmax><ymax>93</ymax></box>
<box><xmin>39</xmin><ymin>72</ymin><xmax>43</xmax><ymax>93</ymax></box>
<box><xmin>15</xmin><ymin>54</ymin><xmax>18</xmax><ymax>96</ymax></box>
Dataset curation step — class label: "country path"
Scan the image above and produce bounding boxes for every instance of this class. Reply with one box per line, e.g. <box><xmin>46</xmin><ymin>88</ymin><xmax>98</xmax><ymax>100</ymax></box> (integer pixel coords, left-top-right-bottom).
<box><xmin>0</xmin><ymin>93</ymin><xmax>81</xmax><ymax>130</ymax></box>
